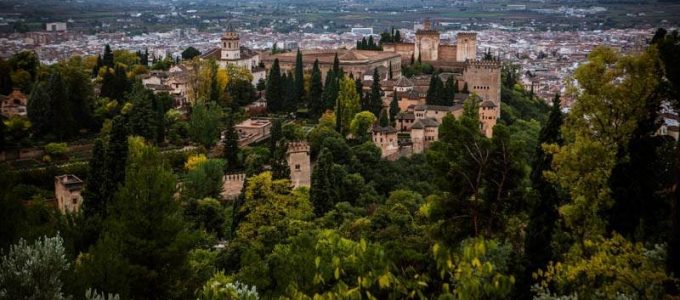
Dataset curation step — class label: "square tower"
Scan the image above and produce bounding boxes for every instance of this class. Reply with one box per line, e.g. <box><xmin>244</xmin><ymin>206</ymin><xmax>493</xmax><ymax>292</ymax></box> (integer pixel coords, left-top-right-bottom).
<box><xmin>415</xmin><ymin>18</ymin><xmax>441</xmax><ymax>61</ymax></box>
<box><xmin>287</xmin><ymin>141</ymin><xmax>311</xmax><ymax>188</ymax></box>
<box><xmin>54</xmin><ymin>174</ymin><xmax>84</xmax><ymax>214</ymax></box>
<box><xmin>221</xmin><ymin>24</ymin><xmax>241</xmax><ymax>61</ymax></box>
<box><xmin>456</xmin><ymin>32</ymin><xmax>477</xmax><ymax>62</ymax></box>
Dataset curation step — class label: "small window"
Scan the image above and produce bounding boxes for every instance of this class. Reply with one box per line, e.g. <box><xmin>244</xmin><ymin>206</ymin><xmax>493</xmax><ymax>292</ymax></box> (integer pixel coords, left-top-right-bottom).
<box><xmin>295</xmin><ymin>164</ymin><xmax>300</xmax><ymax>170</ymax></box>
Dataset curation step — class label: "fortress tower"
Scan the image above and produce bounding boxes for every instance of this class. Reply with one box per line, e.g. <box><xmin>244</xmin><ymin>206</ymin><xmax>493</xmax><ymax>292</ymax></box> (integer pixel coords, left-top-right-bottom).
<box><xmin>287</xmin><ymin>141</ymin><xmax>311</xmax><ymax>188</ymax></box>
<box><xmin>221</xmin><ymin>24</ymin><xmax>241</xmax><ymax>61</ymax></box>
<box><xmin>415</xmin><ymin>18</ymin><xmax>440</xmax><ymax>62</ymax></box>
<box><xmin>456</xmin><ymin>32</ymin><xmax>477</xmax><ymax>62</ymax></box>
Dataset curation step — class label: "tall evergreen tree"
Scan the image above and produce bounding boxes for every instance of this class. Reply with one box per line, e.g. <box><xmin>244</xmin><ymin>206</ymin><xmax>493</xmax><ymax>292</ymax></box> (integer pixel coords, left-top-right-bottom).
<box><xmin>266</xmin><ymin>59</ymin><xmax>283</xmax><ymax>113</ymax></box>
<box><xmin>27</xmin><ymin>82</ymin><xmax>51</xmax><ymax>135</ymax></box>
<box><xmin>82</xmin><ymin>138</ymin><xmax>108</xmax><ymax>220</ymax></box>
<box><xmin>0</xmin><ymin>59</ymin><xmax>13</xmax><ymax>95</ymax></box>
<box><xmin>87</xmin><ymin>143</ymin><xmax>193</xmax><ymax>299</ymax></box>
<box><xmin>271</xmin><ymin>140</ymin><xmax>290</xmax><ymax>180</ymax></box>
<box><xmin>99</xmin><ymin>67</ymin><xmax>115</xmax><ymax>99</ymax></box>
<box><xmin>389</xmin><ymin>91</ymin><xmax>400</xmax><ymax>126</ymax></box>
<box><xmin>0</xmin><ymin>114</ymin><xmax>5</xmax><ymax>151</ymax></box>
<box><xmin>444</xmin><ymin>76</ymin><xmax>456</xmax><ymax>106</ymax></box>
<box><xmin>378</xmin><ymin>110</ymin><xmax>389</xmax><ymax>127</ymax></box>
<box><xmin>112</xmin><ymin>65</ymin><xmax>129</xmax><ymax>101</ymax></box>
<box><xmin>336</xmin><ymin>76</ymin><xmax>360</xmax><ymax>135</ymax></box>
<box><xmin>269</xmin><ymin>118</ymin><xmax>283</xmax><ymax>154</ymax></box>
<box><xmin>394</xmin><ymin>30</ymin><xmax>401</xmax><ymax>42</ymax></box>
<box><xmin>46</xmin><ymin>71</ymin><xmax>75</xmax><ymax>137</ymax></box>
<box><xmin>356</xmin><ymin>77</ymin><xmax>366</xmax><ymax>111</ymax></box>
<box><xmin>104</xmin><ymin>115</ymin><xmax>129</xmax><ymax>204</ymax></box>
<box><xmin>368</xmin><ymin>68</ymin><xmax>383</xmax><ymax>116</ymax></box>
<box><xmin>294</xmin><ymin>49</ymin><xmax>305</xmax><ymax>107</ymax></box>
<box><xmin>141</xmin><ymin>48</ymin><xmax>149</xmax><ymax>66</ymax></box>
<box><xmin>128</xmin><ymin>87</ymin><xmax>157</xmax><ymax>142</ymax></box>
<box><xmin>310</xmin><ymin>147</ymin><xmax>334</xmax><ymax>216</ymax></box>
<box><xmin>209</xmin><ymin>61</ymin><xmax>220</xmax><ymax>103</ymax></box>
<box><xmin>223</xmin><ymin>114</ymin><xmax>241</xmax><ymax>172</ymax></box>
<box><xmin>309</xmin><ymin>59</ymin><xmax>324</xmax><ymax>119</ymax></box>
<box><xmin>102</xmin><ymin>44</ymin><xmax>114</xmax><ymax>68</ymax></box>
<box><xmin>524</xmin><ymin>93</ymin><xmax>564</xmax><ymax>287</ymax></box>
<box><xmin>63</xmin><ymin>61</ymin><xmax>95</xmax><ymax>130</ymax></box>
<box><xmin>322</xmin><ymin>70</ymin><xmax>338</xmax><ymax>111</ymax></box>
<box><xmin>426</xmin><ymin>73</ymin><xmax>444</xmax><ymax>105</ymax></box>
<box><xmin>388</xmin><ymin>61</ymin><xmax>393</xmax><ymax>80</ymax></box>
<box><xmin>332</xmin><ymin>53</ymin><xmax>340</xmax><ymax>74</ymax></box>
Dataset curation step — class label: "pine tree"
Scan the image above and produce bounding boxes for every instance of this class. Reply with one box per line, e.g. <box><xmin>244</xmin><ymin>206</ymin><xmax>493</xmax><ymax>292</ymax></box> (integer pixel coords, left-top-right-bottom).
<box><xmin>46</xmin><ymin>71</ymin><xmax>75</xmax><ymax>138</ymax></box>
<box><xmin>27</xmin><ymin>82</ymin><xmax>51</xmax><ymax>135</ymax></box>
<box><xmin>223</xmin><ymin>114</ymin><xmax>241</xmax><ymax>172</ymax></box>
<box><xmin>309</xmin><ymin>59</ymin><xmax>324</xmax><ymax>120</ymax></box>
<box><xmin>266</xmin><ymin>59</ymin><xmax>283</xmax><ymax>113</ymax></box>
<box><xmin>99</xmin><ymin>67</ymin><xmax>114</xmax><ymax>99</ymax></box>
<box><xmin>368</xmin><ymin>68</ymin><xmax>383</xmax><ymax>116</ymax></box>
<box><xmin>294</xmin><ymin>49</ymin><xmax>305</xmax><ymax>107</ymax></box>
<box><xmin>389</xmin><ymin>91</ymin><xmax>400</xmax><ymax>126</ymax></box>
<box><xmin>102</xmin><ymin>44</ymin><xmax>114</xmax><ymax>68</ymax></box>
<box><xmin>524</xmin><ymin>93</ymin><xmax>564</xmax><ymax>285</ymax></box>
<box><xmin>310</xmin><ymin>147</ymin><xmax>334</xmax><ymax>216</ymax></box>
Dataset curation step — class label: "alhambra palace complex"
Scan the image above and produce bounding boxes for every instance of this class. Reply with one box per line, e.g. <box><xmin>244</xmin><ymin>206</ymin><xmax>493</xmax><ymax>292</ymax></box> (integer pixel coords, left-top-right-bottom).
<box><xmin>262</xmin><ymin>18</ymin><xmax>501</xmax><ymax>158</ymax></box>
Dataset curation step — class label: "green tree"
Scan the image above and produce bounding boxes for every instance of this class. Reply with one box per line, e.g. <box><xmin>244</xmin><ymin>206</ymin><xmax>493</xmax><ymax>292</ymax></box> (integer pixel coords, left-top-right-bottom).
<box><xmin>27</xmin><ymin>82</ymin><xmax>51</xmax><ymax>135</ymax></box>
<box><xmin>269</xmin><ymin>118</ymin><xmax>283</xmax><ymax>154</ymax></box>
<box><xmin>223</xmin><ymin>114</ymin><xmax>241</xmax><ymax>172</ymax></box>
<box><xmin>266</xmin><ymin>59</ymin><xmax>283</xmax><ymax>113</ymax></box>
<box><xmin>547</xmin><ymin>47</ymin><xmax>661</xmax><ymax>242</ymax></box>
<box><xmin>102</xmin><ymin>44</ymin><xmax>114</xmax><ymax>68</ymax></box>
<box><xmin>523</xmin><ymin>94</ymin><xmax>564</xmax><ymax>286</ymax></box>
<box><xmin>0</xmin><ymin>59</ymin><xmax>13</xmax><ymax>95</ymax></box>
<box><xmin>183</xmin><ymin>158</ymin><xmax>226</xmax><ymax>200</ymax></box>
<box><xmin>47</xmin><ymin>71</ymin><xmax>76</xmax><ymax>138</ymax></box>
<box><xmin>350</xmin><ymin>111</ymin><xmax>377</xmax><ymax>143</ymax></box>
<box><xmin>271</xmin><ymin>140</ymin><xmax>290</xmax><ymax>180</ymax></box>
<box><xmin>294</xmin><ymin>49</ymin><xmax>305</xmax><ymax>107</ymax></box>
<box><xmin>310</xmin><ymin>147</ymin><xmax>334</xmax><ymax>216</ymax></box>
<box><xmin>443</xmin><ymin>76</ymin><xmax>456</xmax><ymax>106</ymax></box>
<box><xmin>389</xmin><ymin>91</ymin><xmax>400</xmax><ymax>126</ymax></box>
<box><xmin>188</xmin><ymin>102</ymin><xmax>222</xmax><ymax>148</ymax></box>
<box><xmin>336</xmin><ymin>77</ymin><xmax>361</xmax><ymax>135</ymax></box>
<box><xmin>426</xmin><ymin>72</ymin><xmax>445</xmax><ymax>105</ymax></box>
<box><xmin>198</xmin><ymin>272</ymin><xmax>259</xmax><ymax>300</ymax></box>
<box><xmin>86</xmin><ymin>141</ymin><xmax>195</xmax><ymax>299</ymax></box>
<box><xmin>309</xmin><ymin>59</ymin><xmax>324</xmax><ymax>120</ymax></box>
<box><xmin>368</xmin><ymin>68</ymin><xmax>383</xmax><ymax>116</ymax></box>
<box><xmin>62</xmin><ymin>58</ymin><xmax>95</xmax><ymax>130</ymax></box>
<box><xmin>182</xmin><ymin>47</ymin><xmax>201</xmax><ymax>60</ymax></box>
<box><xmin>0</xmin><ymin>234</ymin><xmax>69</xmax><ymax>300</ymax></box>
<box><xmin>104</xmin><ymin>115</ymin><xmax>129</xmax><ymax>205</ymax></box>
<box><xmin>378</xmin><ymin>110</ymin><xmax>389</xmax><ymax>127</ymax></box>
<box><xmin>227</xmin><ymin>78</ymin><xmax>256</xmax><ymax>108</ymax></box>
<box><xmin>9</xmin><ymin>51</ymin><xmax>39</xmax><ymax>81</ymax></box>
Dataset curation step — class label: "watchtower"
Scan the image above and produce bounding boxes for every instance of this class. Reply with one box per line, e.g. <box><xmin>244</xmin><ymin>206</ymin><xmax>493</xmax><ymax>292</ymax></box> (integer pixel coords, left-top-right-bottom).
<box><xmin>287</xmin><ymin>141</ymin><xmax>311</xmax><ymax>188</ymax></box>
<box><xmin>415</xmin><ymin>18</ymin><xmax>440</xmax><ymax>62</ymax></box>
<box><xmin>456</xmin><ymin>32</ymin><xmax>477</xmax><ymax>62</ymax></box>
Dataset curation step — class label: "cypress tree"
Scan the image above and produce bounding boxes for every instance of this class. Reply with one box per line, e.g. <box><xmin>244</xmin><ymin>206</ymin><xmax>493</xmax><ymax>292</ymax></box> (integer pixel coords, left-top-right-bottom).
<box><xmin>83</xmin><ymin>138</ymin><xmax>107</xmax><ymax>216</ymax></box>
<box><xmin>0</xmin><ymin>59</ymin><xmax>13</xmax><ymax>95</ymax></box>
<box><xmin>283</xmin><ymin>71</ymin><xmax>296</xmax><ymax>112</ymax></box>
<box><xmin>395</xmin><ymin>30</ymin><xmax>401</xmax><ymax>42</ymax></box>
<box><xmin>266</xmin><ymin>59</ymin><xmax>283</xmax><ymax>113</ymax></box>
<box><xmin>524</xmin><ymin>93</ymin><xmax>564</xmax><ymax>287</ymax></box>
<box><xmin>271</xmin><ymin>140</ymin><xmax>290</xmax><ymax>180</ymax></box>
<box><xmin>389</xmin><ymin>91</ymin><xmax>400</xmax><ymax>126</ymax></box>
<box><xmin>356</xmin><ymin>77</ymin><xmax>365</xmax><ymax>111</ymax></box>
<box><xmin>444</xmin><ymin>76</ymin><xmax>456</xmax><ymax>106</ymax></box>
<box><xmin>332</xmin><ymin>53</ymin><xmax>340</xmax><ymax>74</ymax></box>
<box><xmin>269</xmin><ymin>118</ymin><xmax>283</xmax><ymax>155</ymax></box>
<box><xmin>426</xmin><ymin>73</ymin><xmax>443</xmax><ymax>105</ymax></box>
<box><xmin>141</xmin><ymin>48</ymin><xmax>149</xmax><ymax>66</ymax></box>
<box><xmin>99</xmin><ymin>67</ymin><xmax>114</xmax><ymax>99</ymax></box>
<box><xmin>112</xmin><ymin>65</ymin><xmax>129</xmax><ymax>101</ymax></box>
<box><xmin>310</xmin><ymin>147</ymin><xmax>334</xmax><ymax>216</ymax></box>
<box><xmin>322</xmin><ymin>70</ymin><xmax>338</xmax><ymax>112</ymax></box>
<box><xmin>104</xmin><ymin>115</ymin><xmax>129</xmax><ymax>203</ymax></box>
<box><xmin>309</xmin><ymin>59</ymin><xmax>324</xmax><ymax>119</ymax></box>
<box><xmin>102</xmin><ymin>44</ymin><xmax>114</xmax><ymax>68</ymax></box>
<box><xmin>388</xmin><ymin>61</ymin><xmax>393</xmax><ymax>80</ymax></box>
<box><xmin>379</xmin><ymin>110</ymin><xmax>389</xmax><ymax>127</ymax></box>
<box><xmin>294</xmin><ymin>49</ymin><xmax>305</xmax><ymax>107</ymax></box>
<box><xmin>27</xmin><ymin>82</ymin><xmax>51</xmax><ymax>135</ymax></box>
<box><xmin>46</xmin><ymin>71</ymin><xmax>75</xmax><ymax>137</ymax></box>
<box><xmin>152</xmin><ymin>95</ymin><xmax>165</xmax><ymax>144</ymax></box>
<box><xmin>209</xmin><ymin>61</ymin><xmax>220</xmax><ymax>103</ymax></box>
<box><xmin>223</xmin><ymin>113</ymin><xmax>241</xmax><ymax>172</ymax></box>
<box><xmin>369</xmin><ymin>68</ymin><xmax>383</xmax><ymax>116</ymax></box>
<box><xmin>64</xmin><ymin>62</ymin><xmax>95</xmax><ymax>130</ymax></box>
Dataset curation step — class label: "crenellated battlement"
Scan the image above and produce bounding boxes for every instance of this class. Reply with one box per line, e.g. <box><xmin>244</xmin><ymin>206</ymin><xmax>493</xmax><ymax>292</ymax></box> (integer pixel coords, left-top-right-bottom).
<box><xmin>456</xmin><ymin>32</ymin><xmax>477</xmax><ymax>39</ymax></box>
<box><xmin>287</xmin><ymin>141</ymin><xmax>310</xmax><ymax>154</ymax></box>
<box><xmin>465</xmin><ymin>59</ymin><xmax>501</xmax><ymax>70</ymax></box>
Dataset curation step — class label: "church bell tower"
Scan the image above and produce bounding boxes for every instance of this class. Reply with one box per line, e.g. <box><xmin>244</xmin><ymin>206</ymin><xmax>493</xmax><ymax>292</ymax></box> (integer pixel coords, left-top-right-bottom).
<box><xmin>221</xmin><ymin>24</ymin><xmax>240</xmax><ymax>60</ymax></box>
